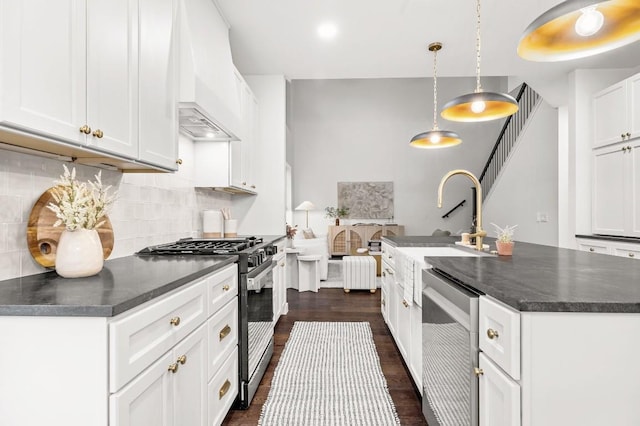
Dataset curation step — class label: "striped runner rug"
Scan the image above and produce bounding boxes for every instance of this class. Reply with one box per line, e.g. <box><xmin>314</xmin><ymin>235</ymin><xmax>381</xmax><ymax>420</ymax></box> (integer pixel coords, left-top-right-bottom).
<box><xmin>258</xmin><ymin>321</ymin><xmax>400</xmax><ymax>426</ymax></box>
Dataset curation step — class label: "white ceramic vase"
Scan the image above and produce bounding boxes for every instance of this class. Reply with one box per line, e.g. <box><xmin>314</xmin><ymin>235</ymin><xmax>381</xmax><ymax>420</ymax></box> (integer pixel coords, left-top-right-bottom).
<box><xmin>55</xmin><ymin>228</ymin><xmax>104</xmax><ymax>278</ymax></box>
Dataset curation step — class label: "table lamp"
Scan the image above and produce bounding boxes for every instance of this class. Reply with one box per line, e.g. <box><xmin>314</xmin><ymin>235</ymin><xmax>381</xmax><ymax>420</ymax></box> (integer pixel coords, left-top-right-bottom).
<box><xmin>295</xmin><ymin>201</ymin><xmax>315</xmax><ymax>228</ymax></box>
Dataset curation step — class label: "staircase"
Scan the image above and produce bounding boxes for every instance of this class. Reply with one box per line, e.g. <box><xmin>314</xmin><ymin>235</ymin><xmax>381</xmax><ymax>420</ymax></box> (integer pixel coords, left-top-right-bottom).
<box><xmin>478</xmin><ymin>83</ymin><xmax>541</xmax><ymax>200</ymax></box>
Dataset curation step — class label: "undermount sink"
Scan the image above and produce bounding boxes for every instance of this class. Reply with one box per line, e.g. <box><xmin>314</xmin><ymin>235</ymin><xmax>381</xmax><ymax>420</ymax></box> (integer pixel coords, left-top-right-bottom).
<box><xmin>397</xmin><ymin>245</ymin><xmax>491</xmax><ymax>260</ymax></box>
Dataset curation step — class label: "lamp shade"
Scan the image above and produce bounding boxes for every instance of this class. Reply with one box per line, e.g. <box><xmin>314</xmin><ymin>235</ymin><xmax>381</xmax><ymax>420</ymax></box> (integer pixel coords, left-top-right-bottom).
<box><xmin>410</xmin><ymin>130</ymin><xmax>462</xmax><ymax>148</ymax></box>
<box><xmin>440</xmin><ymin>91</ymin><xmax>519</xmax><ymax>123</ymax></box>
<box><xmin>410</xmin><ymin>41</ymin><xmax>462</xmax><ymax>149</ymax></box>
<box><xmin>518</xmin><ymin>0</ymin><xmax>640</xmax><ymax>62</ymax></box>
<box><xmin>295</xmin><ymin>201</ymin><xmax>315</xmax><ymax>211</ymax></box>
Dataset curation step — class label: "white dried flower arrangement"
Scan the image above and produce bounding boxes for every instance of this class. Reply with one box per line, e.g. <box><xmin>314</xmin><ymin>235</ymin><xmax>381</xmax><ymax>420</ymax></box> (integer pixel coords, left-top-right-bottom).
<box><xmin>491</xmin><ymin>223</ymin><xmax>518</xmax><ymax>243</ymax></box>
<box><xmin>46</xmin><ymin>165</ymin><xmax>117</xmax><ymax>231</ymax></box>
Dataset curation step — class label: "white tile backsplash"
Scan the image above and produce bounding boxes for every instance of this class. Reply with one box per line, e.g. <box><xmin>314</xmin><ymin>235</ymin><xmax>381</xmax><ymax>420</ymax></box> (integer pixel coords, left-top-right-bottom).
<box><xmin>0</xmin><ymin>136</ymin><xmax>232</xmax><ymax>281</ymax></box>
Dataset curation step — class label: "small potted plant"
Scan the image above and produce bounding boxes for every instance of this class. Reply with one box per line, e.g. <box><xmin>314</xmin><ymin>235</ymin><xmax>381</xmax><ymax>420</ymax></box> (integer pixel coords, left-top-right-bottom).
<box><xmin>491</xmin><ymin>223</ymin><xmax>518</xmax><ymax>256</ymax></box>
<box><xmin>325</xmin><ymin>206</ymin><xmax>350</xmax><ymax>226</ymax></box>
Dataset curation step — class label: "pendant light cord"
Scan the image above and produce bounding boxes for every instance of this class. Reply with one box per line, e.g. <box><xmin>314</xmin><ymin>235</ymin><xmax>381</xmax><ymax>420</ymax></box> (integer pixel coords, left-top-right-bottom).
<box><xmin>432</xmin><ymin>47</ymin><xmax>439</xmax><ymax>130</ymax></box>
<box><xmin>475</xmin><ymin>0</ymin><xmax>483</xmax><ymax>93</ymax></box>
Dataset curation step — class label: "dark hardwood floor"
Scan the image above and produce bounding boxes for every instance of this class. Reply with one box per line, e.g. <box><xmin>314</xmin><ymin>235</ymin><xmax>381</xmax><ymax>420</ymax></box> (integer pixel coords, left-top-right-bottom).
<box><xmin>222</xmin><ymin>288</ymin><xmax>428</xmax><ymax>425</ymax></box>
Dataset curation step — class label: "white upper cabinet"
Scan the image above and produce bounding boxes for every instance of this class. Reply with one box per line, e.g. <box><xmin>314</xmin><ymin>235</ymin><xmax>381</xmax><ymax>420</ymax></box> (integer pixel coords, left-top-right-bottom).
<box><xmin>86</xmin><ymin>0</ymin><xmax>138</xmax><ymax>159</ymax></box>
<box><xmin>593</xmin><ymin>72</ymin><xmax>640</xmax><ymax>148</ymax></box>
<box><xmin>0</xmin><ymin>0</ymin><xmax>178</xmax><ymax>171</ymax></box>
<box><xmin>1</xmin><ymin>0</ymin><xmax>87</xmax><ymax>143</ymax></box>
<box><xmin>137</xmin><ymin>0</ymin><xmax>179</xmax><ymax>170</ymax></box>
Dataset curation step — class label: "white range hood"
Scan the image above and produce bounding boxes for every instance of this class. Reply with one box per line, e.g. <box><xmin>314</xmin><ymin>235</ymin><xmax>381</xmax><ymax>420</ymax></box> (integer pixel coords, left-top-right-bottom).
<box><xmin>178</xmin><ymin>0</ymin><xmax>240</xmax><ymax>141</ymax></box>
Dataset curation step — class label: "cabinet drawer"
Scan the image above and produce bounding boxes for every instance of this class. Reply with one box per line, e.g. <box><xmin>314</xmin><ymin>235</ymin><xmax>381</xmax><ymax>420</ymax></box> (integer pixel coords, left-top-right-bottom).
<box><xmin>208</xmin><ymin>298</ymin><xmax>238</xmax><ymax>381</ymax></box>
<box><xmin>109</xmin><ymin>280</ymin><xmax>207</xmax><ymax>392</ymax></box>
<box><xmin>208</xmin><ymin>347</ymin><xmax>238</xmax><ymax>426</ymax></box>
<box><xmin>207</xmin><ymin>264</ymin><xmax>238</xmax><ymax>316</ymax></box>
<box><xmin>613</xmin><ymin>246</ymin><xmax>640</xmax><ymax>260</ymax></box>
<box><xmin>479</xmin><ymin>296</ymin><xmax>521</xmax><ymax>380</ymax></box>
<box><xmin>381</xmin><ymin>261</ymin><xmax>396</xmax><ymax>286</ymax></box>
<box><xmin>381</xmin><ymin>243</ymin><xmax>396</xmax><ymax>267</ymax></box>
<box><xmin>577</xmin><ymin>241</ymin><xmax>610</xmax><ymax>254</ymax></box>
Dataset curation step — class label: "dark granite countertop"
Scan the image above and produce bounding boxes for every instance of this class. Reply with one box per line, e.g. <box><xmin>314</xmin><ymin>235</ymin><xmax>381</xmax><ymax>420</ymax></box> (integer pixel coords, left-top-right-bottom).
<box><xmin>383</xmin><ymin>236</ymin><xmax>640</xmax><ymax>313</ymax></box>
<box><xmin>0</xmin><ymin>255</ymin><xmax>237</xmax><ymax>317</ymax></box>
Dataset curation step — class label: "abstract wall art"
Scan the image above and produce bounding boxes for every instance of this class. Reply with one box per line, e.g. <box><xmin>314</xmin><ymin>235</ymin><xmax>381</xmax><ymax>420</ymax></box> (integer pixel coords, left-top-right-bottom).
<box><xmin>337</xmin><ymin>181</ymin><xmax>394</xmax><ymax>219</ymax></box>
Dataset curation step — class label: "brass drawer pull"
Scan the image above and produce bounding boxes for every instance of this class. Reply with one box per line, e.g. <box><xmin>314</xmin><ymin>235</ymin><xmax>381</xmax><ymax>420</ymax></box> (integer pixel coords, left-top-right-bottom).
<box><xmin>168</xmin><ymin>363</ymin><xmax>178</xmax><ymax>373</ymax></box>
<box><xmin>474</xmin><ymin>367</ymin><xmax>484</xmax><ymax>377</ymax></box>
<box><xmin>176</xmin><ymin>158</ymin><xmax>183</xmax><ymax>165</ymax></box>
<box><xmin>222</xmin><ymin>285</ymin><xmax>230</xmax><ymax>291</ymax></box>
<box><xmin>170</xmin><ymin>316</ymin><xmax>181</xmax><ymax>326</ymax></box>
<box><xmin>589</xmin><ymin>248</ymin><xmax>595</xmax><ymax>252</ymax></box>
<box><xmin>629</xmin><ymin>253</ymin><xmax>635</xmax><ymax>258</ymax></box>
<box><xmin>487</xmin><ymin>328</ymin><xmax>499</xmax><ymax>339</ymax></box>
<box><xmin>79</xmin><ymin>125</ymin><xmax>91</xmax><ymax>134</ymax></box>
<box><xmin>92</xmin><ymin>129</ymin><xmax>104</xmax><ymax>138</ymax></box>
<box><xmin>219</xmin><ymin>325</ymin><xmax>231</xmax><ymax>341</ymax></box>
<box><xmin>402</xmin><ymin>299</ymin><xmax>409</xmax><ymax>308</ymax></box>
<box><xmin>219</xmin><ymin>379</ymin><xmax>231</xmax><ymax>399</ymax></box>
<box><xmin>177</xmin><ymin>355</ymin><xmax>187</xmax><ymax>365</ymax></box>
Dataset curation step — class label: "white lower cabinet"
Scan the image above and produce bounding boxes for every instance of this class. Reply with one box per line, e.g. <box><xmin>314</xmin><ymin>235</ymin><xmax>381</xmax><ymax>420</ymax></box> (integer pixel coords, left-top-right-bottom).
<box><xmin>396</xmin><ymin>283</ymin><xmax>411</xmax><ymax>360</ymax></box>
<box><xmin>272</xmin><ymin>251</ymin><xmax>287</xmax><ymax>323</ymax></box>
<box><xmin>110</xmin><ymin>323</ymin><xmax>208</xmax><ymax>426</ymax></box>
<box><xmin>478</xmin><ymin>353</ymin><xmax>520</xmax><ymax>426</ymax></box>
<box><xmin>0</xmin><ymin>264</ymin><xmax>238</xmax><ymax>426</ymax></box>
<box><xmin>576</xmin><ymin>237</ymin><xmax>640</xmax><ymax>260</ymax></box>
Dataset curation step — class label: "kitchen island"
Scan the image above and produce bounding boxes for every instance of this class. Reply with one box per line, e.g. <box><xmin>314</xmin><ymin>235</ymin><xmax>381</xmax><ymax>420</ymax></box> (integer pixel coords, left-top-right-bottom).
<box><xmin>384</xmin><ymin>235</ymin><xmax>640</xmax><ymax>426</ymax></box>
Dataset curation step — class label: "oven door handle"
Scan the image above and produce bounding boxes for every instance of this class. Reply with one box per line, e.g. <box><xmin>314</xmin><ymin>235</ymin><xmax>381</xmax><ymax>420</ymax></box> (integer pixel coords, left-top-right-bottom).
<box><xmin>247</xmin><ymin>259</ymin><xmax>275</xmax><ymax>289</ymax></box>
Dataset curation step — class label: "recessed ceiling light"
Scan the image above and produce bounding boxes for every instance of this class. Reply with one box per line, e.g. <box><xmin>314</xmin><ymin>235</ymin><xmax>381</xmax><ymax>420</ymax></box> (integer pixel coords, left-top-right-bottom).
<box><xmin>317</xmin><ymin>22</ymin><xmax>338</xmax><ymax>39</ymax></box>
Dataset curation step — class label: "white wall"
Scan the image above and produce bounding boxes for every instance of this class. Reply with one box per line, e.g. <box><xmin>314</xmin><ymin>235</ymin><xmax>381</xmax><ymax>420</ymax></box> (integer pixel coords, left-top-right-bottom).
<box><xmin>0</xmin><ymin>135</ymin><xmax>231</xmax><ymax>281</ymax></box>
<box><xmin>233</xmin><ymin>75</ymin><xmax>287</xmax><ymax>235</ymax></box>
<box><xmin>289</xmin><ymin>77</ymin><xmax>507</xmax><ymax>236</ymax></box>
<box><xmin>482</xmin><ymin>101</ymin><xmax>559</xmax><ymax>246</ymax></box>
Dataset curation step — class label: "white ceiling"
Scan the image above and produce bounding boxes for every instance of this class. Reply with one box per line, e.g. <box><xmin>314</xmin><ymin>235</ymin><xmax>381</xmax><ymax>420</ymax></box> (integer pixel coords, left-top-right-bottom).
<box><xmin>216</xmin><ymin>0</ymin><xmax>640</xmax><ymax>105</ymax></box>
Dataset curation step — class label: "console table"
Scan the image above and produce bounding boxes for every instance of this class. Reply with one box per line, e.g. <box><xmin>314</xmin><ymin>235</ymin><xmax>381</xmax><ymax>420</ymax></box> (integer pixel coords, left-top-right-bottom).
<box><xmin>328</xmin><ymin>224</ymin><xmax>404</xmax><ymax>257</ymax></box>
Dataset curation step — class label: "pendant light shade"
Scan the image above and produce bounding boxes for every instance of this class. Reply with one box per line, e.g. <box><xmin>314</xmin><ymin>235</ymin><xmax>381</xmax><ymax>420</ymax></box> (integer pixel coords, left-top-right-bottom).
<box><xmin>518</xmin><ymin>0</ymin><xmax>640</xmax><ymax>62</ymax></box>
<box><xmin>440</xmin><ymin>0</ymin><xmax>518</xmax><ymax>123</ymax></box>
<box><xmin>410</xmin><ymin>42</ymin><xmax>462</xmax><ymax>149</ymax></box>
<box><xmin>440</xmin><ymin>91</ymin><xmax>519</xmax><ymax>123</ymax></box>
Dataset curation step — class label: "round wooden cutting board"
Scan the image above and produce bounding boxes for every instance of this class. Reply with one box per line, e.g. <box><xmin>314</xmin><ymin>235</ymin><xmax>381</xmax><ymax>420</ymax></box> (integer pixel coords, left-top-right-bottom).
<box><xmin>26</xmin><ymin>187</ymin><xmax>114</xmax><ymax>268</ymax></box>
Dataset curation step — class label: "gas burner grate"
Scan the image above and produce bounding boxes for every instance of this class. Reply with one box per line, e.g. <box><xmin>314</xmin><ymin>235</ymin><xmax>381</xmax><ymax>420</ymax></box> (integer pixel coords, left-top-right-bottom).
<box><xmin>137</xmin><ymin>237</ymin><xmax>263</xmax><ymax>255</ymax></box>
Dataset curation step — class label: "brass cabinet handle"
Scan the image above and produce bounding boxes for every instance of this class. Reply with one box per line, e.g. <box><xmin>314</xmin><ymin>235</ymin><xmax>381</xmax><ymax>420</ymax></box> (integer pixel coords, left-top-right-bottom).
<box><xmin>92</xmin><ymin>129</ymin><xmax>104</xmax><ymax>138</ymax></box>
<box><xmin>251</xmin><ymin>185</ymin><xmax>256</xmax><ymax>189</ymax></box>
<box><xmin>222</xmin><ymin>285</ymin><xmax>230</xmax><ymax>291</ymax></box>
<box><xmin>627</xmin><ymin>145</ymin><xmax>632</xmax><ymax>151</ymax></box>
<box><xmin>474</xmin><ymin>367</ymin><xmax>484</xmax><ymax>377</ymax></box>
<box><xmin>627</xmin><ymin>132</ymin><xmax>632</xmax><ymax>138</ymax></box>
<box><xmin>622</xmin><ymin>133</ymin><xmax>627</xmax><ymax>139</ymax></box>
<box><xmin>589</xmin><ymin>248</ymin><xmax>595</xmax><ymax>252</ymax></box>
<box><xmin>629</xmin><ymin>253</ymin><xmax>635</xmax><ymax>258</ymax></box>
<box><xmin>242</xmin><ymin>181</ymin><xmax>247</xmax><ymax>186</ymax></box>
<box><xmin>170</xmin><ymin>316</ymin><xmax>181</xmax><ymax>326</ymax></box>
<box><xmin>219</xmin><ymin>379</ymin><xmax>231</xmax><ymax>399</ymax></box>
<box><xmin>79</xmin><ymin>125</ymin><xmax>91</xmax><ymax>134</ymax></box>
<box><xmin>280</xmin><ymin>262</ymin><xmax>285</xmax><ymax>267</ymax></box>
<box><xmin>622</xmin><ymin>147</ymin><xmax>628</xmax><ymax>152</ymax></box>
<box><xmin>168</xmin><ymin>363</ymin><xmax>179</xmax><ymax>373</ymax></box>
<box><xmin>219</xmin><ymin>324</ymin><xmax>231</xmax><ymax>341</ymax></box>
<box><xmin>177</xmin><ymin>355</ymin><xmax>187</xmax><ymax>365</ymax></box>
<box><xmin>487</xmin><ymin>328</ymin><xmax>499</xmax><ymax>339</ymax></box>
<box><xmin>402</xmin><ymin>299</ymin><xmax>409</xmax><ymax>308</ymax></box>
<box><xmin>176</xmin><ymin>158</ymin><xmax>183</xmax><ymax>165</ymax></box>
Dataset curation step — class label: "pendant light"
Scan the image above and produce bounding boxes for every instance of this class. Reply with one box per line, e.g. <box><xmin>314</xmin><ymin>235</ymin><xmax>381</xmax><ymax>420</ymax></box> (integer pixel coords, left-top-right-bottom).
<box><xmin>440</xmin><ymin>0</ymin><xmax>518</xmax><ymax>122</ymax></box>
<box><xmin>518</xmin><ymin>0</ymin><xmax>640</xmax><ymax>62</ymax></box>
<box><xmin>410</xmin><ymin>42</ymin><xmax>462</xmax><ymax>149</ymax></box>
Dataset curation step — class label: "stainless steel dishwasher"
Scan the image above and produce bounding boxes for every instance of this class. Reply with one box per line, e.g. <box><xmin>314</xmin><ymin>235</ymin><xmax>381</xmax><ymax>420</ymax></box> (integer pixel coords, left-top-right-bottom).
<box><xmin>422</xmin><ymin>268</ymin><xmax>482</xmax><ymax>426</ymax></box>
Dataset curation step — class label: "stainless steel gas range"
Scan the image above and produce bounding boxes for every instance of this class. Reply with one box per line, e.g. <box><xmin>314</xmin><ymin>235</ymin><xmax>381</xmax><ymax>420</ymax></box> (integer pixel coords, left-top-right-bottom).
<box><xmin>137</xmin><ymin>236</ymin><xmax>276</xmax><ymax>409</ymax></box>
